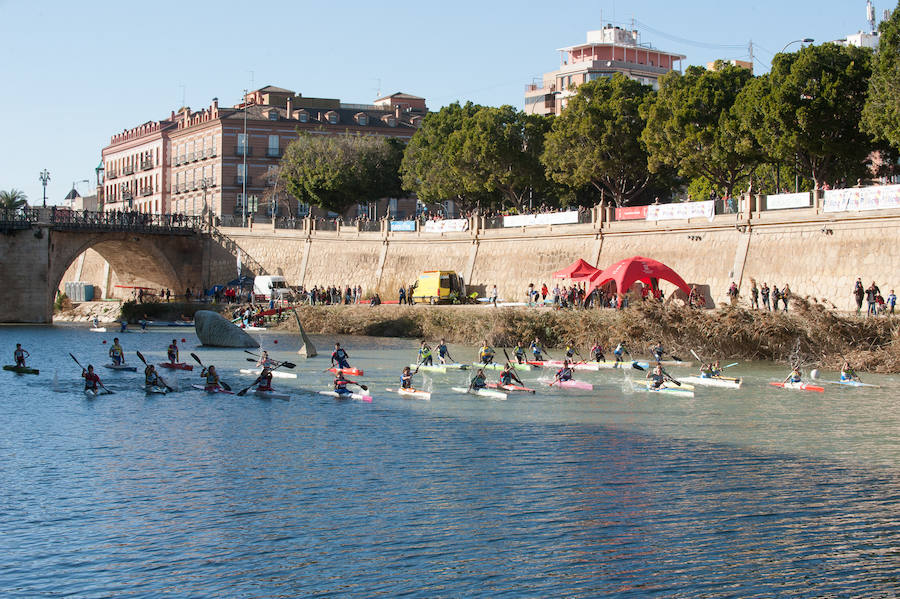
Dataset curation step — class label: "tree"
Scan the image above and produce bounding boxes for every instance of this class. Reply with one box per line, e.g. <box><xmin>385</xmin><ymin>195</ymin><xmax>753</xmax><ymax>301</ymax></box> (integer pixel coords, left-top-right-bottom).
<box><xmin>863</xmin><ymin>3</ymin><xmax>900</xmax><ymax>150</ymax></box>
<box><xmin>0</xmin><ymin>189</ymin><xmax>28</xmax><ymax>210</ymax></box>
<box><xmin>642</xmin><ymin>63</ymin><xmax>761</xmax><ymax>198</ymax></box>
<box><xmin>737</xmin><ymin>43</ymin><xmax>874</xmax><ymax>189</ymax></box>
<box><xmin>280</xmin><ymin>133</ymin><xmax>403</xmax><ymax>214</ymax></box>
<box><xmin>541</xmin><ymin>75</ymin><xmax>653</xmax><ymax>207</ymax></box>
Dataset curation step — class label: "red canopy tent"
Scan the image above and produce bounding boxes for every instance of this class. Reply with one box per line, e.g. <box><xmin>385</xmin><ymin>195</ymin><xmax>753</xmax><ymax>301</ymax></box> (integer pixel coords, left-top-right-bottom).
<box><xmin>552</xmin><ymin>258</ymin><xmax>600</xmax><ymax>281</ymax></box>
<box><xmin>586</xmin><ymin>256</ymin><xmax>691</xmax><ymax>297</ymax></box>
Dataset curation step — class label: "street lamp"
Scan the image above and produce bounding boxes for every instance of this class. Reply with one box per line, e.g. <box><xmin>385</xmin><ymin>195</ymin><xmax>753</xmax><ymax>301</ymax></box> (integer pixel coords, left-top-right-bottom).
<box><xmin>780</xmin><ymin>38</ymin><xmax>814</xmax><ymax>53</ymax></box>
<box><xmin>242</xmin><ymin>89</ymin><xmax>248</xmax><ymax>227</ymax></box>
<box><xmin>39</xmin><ymin>169</ymin><xmax>50</xmax><ymax>207</ymax></box>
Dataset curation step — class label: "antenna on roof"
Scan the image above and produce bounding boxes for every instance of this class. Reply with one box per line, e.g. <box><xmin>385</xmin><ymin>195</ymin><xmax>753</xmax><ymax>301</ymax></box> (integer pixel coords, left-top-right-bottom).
<box><xmin>867</xmin><ymin>0</ymin><xmax>876</xmax><ymax>32</ymax></box>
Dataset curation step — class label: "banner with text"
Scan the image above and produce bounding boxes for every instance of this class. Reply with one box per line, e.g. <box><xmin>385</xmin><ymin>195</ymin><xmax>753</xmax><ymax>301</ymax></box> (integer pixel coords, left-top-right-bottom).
<box><xmin>765</xmin><ymin>192</ymin><xmax>812</xmax><ymax>210</ymax></box>
<box><xmin>503</xmin><ymin>211</ymin><xmax>579</xmax><ymax>227</ymax></box>
<box><xmin>646</xmin><ymin>200</ymin><xmax>714</xmax><ymax>221</ymax></box>
<box><xmin>390</xmin><ymin>220</ymin><xmax>416</xmax><ymax>231</ymax></box>
<box><xmin>614</xmin><ymin>206</ymin><xmax>648</xmax><ymax>221</ymax></box>
<box><xmin>823</xmin><ymin>185</ymin><xmax>900</xmax><ymax>213</ymax></box>
<box><xmin>423</xmin><ymin>218</ymin><xmax>469</xmax><ymax>233</ymax></box>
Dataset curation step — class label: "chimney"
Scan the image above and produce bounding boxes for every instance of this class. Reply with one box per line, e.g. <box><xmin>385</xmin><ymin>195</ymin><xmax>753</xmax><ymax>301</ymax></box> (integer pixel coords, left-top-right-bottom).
<box><xmin>286</xmin><ymin>96</ymin><xmax>293</xmax><ymax>117</ymax></box>
<box><xmin>394</xmin><ymin>105</ymin><xmax>401</xmax><ymax>119</ymax></box>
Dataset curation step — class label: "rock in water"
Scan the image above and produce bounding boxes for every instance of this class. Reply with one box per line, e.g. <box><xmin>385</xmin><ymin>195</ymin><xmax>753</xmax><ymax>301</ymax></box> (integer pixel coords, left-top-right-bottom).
<box><xmin>194</xmin><ymin>310</ymin><xmax>260</xmax><ymax>348</ymax></box>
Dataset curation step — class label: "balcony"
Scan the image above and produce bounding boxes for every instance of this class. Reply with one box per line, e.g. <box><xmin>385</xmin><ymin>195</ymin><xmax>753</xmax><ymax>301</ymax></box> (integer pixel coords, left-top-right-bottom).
<box><xmin>206</xmin><ymin>147</ymin><xmax>218</xmax><ymax>158</ymax></box>
<box><xmin>122</xmin><ymin>166</ymin><xmax>135</xmax><ymax>175</ymax></box>
<box><xmin>141</xmin><ymin>159</ymin><xmax>154</xmax><ymax>170</ymax></box>
<box><xmin>234</xmin><ymin>145</ymin><xmax>252</xmax><ymax>156</ymax></box>
<box><xmin>107</xmin><ymin>169</ymin><xmax>118</xmax><ymax>179</ymax></box>
<box><xmin>140</xmin><ymin>187</ymin><xmax>153</xmax><ymax>197</ymax></box>
<box><xmin>266</xmin><ymin>148</ymin><xmax>282</xmax><ymax>158</ymax></box>
<box><xmin>190</xmin><ymin>151</ymin><xmax>200</xmax><ymax>162</ymax></box>
<box><xmin>122</xmin><ymin>190</ymin><xmax>134</xmax><ymax>201</ymax></box>
<box><xmin>234</xmin><ymin>176</ymin><xmax>252</xmax><ymax>186</ymax></box>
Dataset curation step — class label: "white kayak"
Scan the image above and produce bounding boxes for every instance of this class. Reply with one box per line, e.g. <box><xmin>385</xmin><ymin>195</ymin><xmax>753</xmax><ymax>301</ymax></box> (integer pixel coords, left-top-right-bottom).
<box><xmin>408</xmin><ymin>364</ymin><xmax>447</xmax><ymax>374</ymax></box>
<box><xmin>253</xmin><ymin>388</ymin><xmax>290</xmax><ymax>401</ymax></box>
<box><xmin>241</xmin><ymin>326</ymin><xmax>267</xmax><ymax>332</ymax></box>
<box><xmin>145</xmin><ymin>385</ymin><xmax>168</xmax><ymax>395</ymax></box>
<box><xmin>681</xmin><ymin>375</ymin><xmax>742</xmax><ymax>389</ymax></box>
<box><xmin>439</xmin><ymin>363</ymin><xmax>470</xmax><ymax>370</ymax></box>
<box><xmin>238</xmin><ymin>368</ymin><xmax>298</xmax><ymax>379</ymax></box>
<box><xmin>386</xmin><ymin>387</ymin><xmax>432</xmax><ymax>400</ymax></box>
<box><xmin>472</xmin><ymin>362</ymin><xmax>532</xmax><ymax>372</ymax></box>
<box><xmin>103</xmin><ymin>363</ymin><xmax>137</xmax><ymax>372</ymax></box>
<box><xmin>824</xmin><ymin>379</ymin><xmax>880</xmax><ymax>388</ymax></box>
<box><xmin>89</xmin><ymin>327</ymin><xmax>107</xmax><ymax>332</ymax></box>
<box><xmin>319</xmin><ymin>390</ymin><xmax>373</xmax><ymax>402</ymax></box>
<box><xmin>191</xmin><ymin>384</ymin><xmax>235</xmax><ymax>394</ymax></box>
<box><xmin>633</xmin><ymin>381</ymin><xmax>695</xmax><ymax>398</ymax></box>
<box><xmin>83</xmin><ymin>388</ymin><xmax>111</xmax><ymax>397</ymax></box>
<box><xmin>450</xmin><ymin>386</ymin><xmax>508</xmax><ymax>400</ymax></box>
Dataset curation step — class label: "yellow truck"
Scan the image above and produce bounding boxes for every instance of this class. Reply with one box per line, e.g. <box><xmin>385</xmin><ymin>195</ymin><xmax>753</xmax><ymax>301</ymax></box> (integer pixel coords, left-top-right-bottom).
<box><xmin>411</xmin><ymin>270</ymin><xmax>466</xmax><ymax>304</ymax></box>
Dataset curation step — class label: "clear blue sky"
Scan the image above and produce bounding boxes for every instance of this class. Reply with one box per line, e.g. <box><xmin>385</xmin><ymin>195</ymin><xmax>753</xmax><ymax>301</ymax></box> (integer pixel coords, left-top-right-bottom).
<box><xmin>0</xmin><ymin>0</ymin><xmax>880</xmax><ymax>204</ymax></box>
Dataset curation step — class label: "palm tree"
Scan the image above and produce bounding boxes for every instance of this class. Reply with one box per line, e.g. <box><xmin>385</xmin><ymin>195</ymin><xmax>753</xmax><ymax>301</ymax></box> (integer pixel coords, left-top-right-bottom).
<box><xmin>0</xmin><ymin>189</ymin><xmax>28</xmax><ymax>210</ymax></box>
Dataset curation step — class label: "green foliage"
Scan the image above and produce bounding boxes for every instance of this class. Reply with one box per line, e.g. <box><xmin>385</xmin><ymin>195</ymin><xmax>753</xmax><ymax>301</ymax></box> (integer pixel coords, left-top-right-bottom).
<box><xmin>0</xmin><ymin>188</ymin><xmax>28</xmax><ymax>210</ymax></box>
<box><xmin>280</xmin><ymin>133</ymin><xmax>403</xmax><ymax>214</ymax></box>
<box><xmin>541</xmin><ymin>75</ymin><xmax>654</xmax><ymax>207</ymax></box>
<box><xmin>642</xmin><ymin>63</ymin><xmax>760</xmax><ymax>197</ymax></box>
<box><xmin>54</xmin><ymin>292</ymin><xmax>68</xmax><ymax>313</ymax></box>
<box><xmin>400</xmin><ymin>102</ymin><xmax>551</xmax><ymax>211</ymax></box>
<box><xmin>736</xmin><ymin>43</ymin><xmax>874</xmax><ymax>188</ymax></box>
<box><xmin>863</xmin><ymin>3</ymin><xmax>900</xmax><ymax>150</ymax></box>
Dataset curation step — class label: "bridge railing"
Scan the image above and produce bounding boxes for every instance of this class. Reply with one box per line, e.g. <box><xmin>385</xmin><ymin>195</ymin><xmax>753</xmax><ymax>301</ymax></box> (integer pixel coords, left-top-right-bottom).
<box><xmin>0</xmin><ymin>208</ymin><xmax>39</xmax><ymax>229</ymax></box>
<box><xmin>47</xmin><ymin>208</ymin><xmax>205</xmax><ymax>233</ymax></box>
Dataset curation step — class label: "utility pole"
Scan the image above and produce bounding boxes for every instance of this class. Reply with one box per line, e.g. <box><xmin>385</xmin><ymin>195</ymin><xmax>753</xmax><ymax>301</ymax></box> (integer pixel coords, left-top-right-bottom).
<box><xmin>39</xmin><ymin>169</ymin><xmax>50</xmax><ymax>207</ymax></box>
<box><xmin>748</xmin><ymin>40</ymin><xmax>754</xmax><ymax>72</ymax></box>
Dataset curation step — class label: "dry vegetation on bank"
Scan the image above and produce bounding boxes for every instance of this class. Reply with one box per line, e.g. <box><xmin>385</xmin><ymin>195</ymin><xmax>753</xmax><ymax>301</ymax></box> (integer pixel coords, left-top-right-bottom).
<box><xmin>276</xmin><ymin>298</ymin><xmax>900</xmax><ymax>372</ymax></box>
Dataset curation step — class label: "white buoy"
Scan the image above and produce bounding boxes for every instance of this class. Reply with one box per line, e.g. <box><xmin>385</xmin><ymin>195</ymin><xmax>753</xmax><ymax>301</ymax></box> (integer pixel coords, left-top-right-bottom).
<box><xmin>810</xmin><ymin>369</ymin><xmax>820</xmax><ymax>380</ymax></box>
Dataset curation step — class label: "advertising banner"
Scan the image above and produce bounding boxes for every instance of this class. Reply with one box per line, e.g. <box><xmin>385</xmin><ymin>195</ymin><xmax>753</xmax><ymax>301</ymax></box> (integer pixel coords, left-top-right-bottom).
<box><xmin>823</xmin><ymin>185</ymin><xmax>900</xmax><ymax>213</ymax></box>
<box><xmin>646</xmin><ymin>200</ymin><xmax>714</xmax><ymax>221</ymax></box>
<box><xmin>389</xmin><ymin>220</ymin><xmax>416</xmax><ymax>231</ymax></box>
<box><xmin>423</xmin><ymin>218</ymin><xmax>469</xmax><ymax>233</ymax></box>
<box><xmin>614</xmin><ymin>206</ymin><xmax>648</xmax><ymax>221</ymax></box>
<box><xmin>503</xmin><ymin>211</ymin><xmax>579</xmax><ymax>227</ymax></box>
<box><xmin>765</xmin><ymin>192</ymin><xmax>811</xmax><ymax>210</ymax></box>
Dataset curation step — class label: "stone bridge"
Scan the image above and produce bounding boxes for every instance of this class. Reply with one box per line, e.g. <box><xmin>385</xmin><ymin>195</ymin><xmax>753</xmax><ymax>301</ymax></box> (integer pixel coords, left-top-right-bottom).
<box><xmin>0</xmin><ymin>208</ymin><xmax>207</xmax><ymax>323</ymax></box>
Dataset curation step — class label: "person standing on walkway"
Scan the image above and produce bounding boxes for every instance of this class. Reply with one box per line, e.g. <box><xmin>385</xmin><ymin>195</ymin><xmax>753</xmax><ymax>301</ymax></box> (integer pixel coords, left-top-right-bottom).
<box><xmin>398</xmin><ymin>286</ymin><xmax>406</xmax><ymax>305</ymax></box>
<box><xmin>888</xmin><ymin>289</ymin><xmax>897</xmax><ymax>315</ymax></box>
<box><xmin>761</xmin><ymin>282</ymin><xmax>771</xmax><ymax>311</ymax></box>
<box><xmin>490</xmin><ymin>285</ymin><xmax>498</xmax><ymax>307</ymax></box>
<box><xmin>854</xmin><ymin>278</ymin><xmax>865</xmax><ymax>315</ymax></box>
<box><xmin>750</xmin><ymin>281</ymin><xmax>759</xmax><ymax>309</ymax></box>
<box><xmin>865</xmin><ymin>281</ymin><xmax>880</xmax><ymax>317</ymax></box>
<box><xmin>781</xmin><ymin>284</ymin><xmax>791</xmax><ymax>312</ymax></box>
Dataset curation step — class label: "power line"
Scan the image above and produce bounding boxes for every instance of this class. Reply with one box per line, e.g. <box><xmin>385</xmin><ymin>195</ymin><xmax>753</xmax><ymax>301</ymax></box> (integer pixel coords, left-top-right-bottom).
<box><xmin>633</xmin><ymin>19</ymin><xmax>746</xmax><ymax>50</ymax></box>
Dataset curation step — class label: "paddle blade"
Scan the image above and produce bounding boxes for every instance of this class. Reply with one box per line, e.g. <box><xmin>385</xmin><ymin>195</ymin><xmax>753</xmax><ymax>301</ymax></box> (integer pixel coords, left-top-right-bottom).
<box><xmin>219</xmin><ymin>381</ymin><xmax>232</xmax><ymax>391</ymax></box>
<box><xmin>631</xmin><ymin>362</ymin><xmax>645</xmax><ymax>371</ymax></box>
<box><xmin>136</xmin><ymin>351</ymin><xmax>148</xmax><ymax>365</ymax></box>
<box><xmin>671</xmin><ymin>355</ymin><xmax>683</xmax><ymax>362</ymax></box>
<box><xmin>690</xmin><ymin>350</ymin><xmax>702</xmax><ymax>362</ymax></box>
<box><xmin>190</xmin><ymin>353</ymin><xmax>203</xmax><ymax>366</ymax></box>
<box><xmin>280</xmin><ymin>362</ymin><xmax>296</xmax><ymax>369</ymax></box>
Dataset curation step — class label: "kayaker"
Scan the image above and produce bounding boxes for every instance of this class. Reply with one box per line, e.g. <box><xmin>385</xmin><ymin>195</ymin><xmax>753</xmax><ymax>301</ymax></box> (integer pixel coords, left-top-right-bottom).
<box><xmin>699</xmin><ymin>363</ymin><xmax>714</xmax><ymax>378</ymax></box>
<box><xmin>417</xmin><ymin>341</ymin><xmax>433</xmax><ymax>366</ymax></box>
<box><xmin>333</xmin><ymin>371</ymin><xmax>353</xmax><ymax>395</ymax></box>
<box><xmin>119</xmin><ymin>320</ymin><xmax>128</xmax><ymax>333</ymax></box>
<box><xmin>711</xmin><ymin>360</ymin><xmax>722</xmax><ymax>376</ymax></box>
<box><xmin>331</xmin><ymin>343</ymin><xmax>351</xmax><ymax>370</ymax></box>
<box><xmin>13</xmin><ymin>344</ymin><xmax>29</xmax><ymax>368</ymax></box>
<box><xmin>499</xmin><ymin>363</ymin><xmax>523</xmax><ymax>387</ymax></box>
<box><xmin>436</xmin><ymin>339</ymin><xmax>453</xmax><ymax>364</ymax></box>
<box><xmin>254</xmin><ymin>366</ymin><xmax>274</xmax><ymax>392</ymax></box>
<box><xmin>470</xmin><ymin>368</ymin><xmax>487</xmax><ymax>390</ymax></box>
<box><xmin>478</xmin><ymin>340</ymin><xmax>495</xmax><ymax>365</ymax></box>
<box><xmin>590</xmin><ymin>342</ymin><xmax>605</xmax><ymax>363</ymax></box>
<box><xmin>647</xmin><ymin>364</ymin><xmax>665</xmax><ymax>390</ymax></box>
<box><xmin>555</xmin><ymin>360</ymin><xmax>573</xmax><ymax>382</ymax></box>
<box><xmin>783</xmin><ymin>366</ymin><xmax>802</xmax><ymax>384</ymax></box>
<box><xmin>167</xmin><ymin>339</ymin><xmax>179</xmax><ymax>364</ymax></box>
<box><xmin>257</xmin><ymin>350</ymin><xmax>274</xmax><ymax>368</ymax></box>
<box><xmin>564</xmin><ymin>342</ymin><xmax>577</xmax><ymax>361</ymax></box>
<box><xmin>650</xmin><ymin>342</ymin><xmax>665</xmax><ymax>363</ymax></box>
<box><xmin>92</xmin><ymin>316</ymin><xmax>100</xmax><ymax>328</ymax></box>
<box><xmin>614</xmin><ymin>341</ymin><xmax>629</xmax><ymax>365</ymax></box>
<box><xmin>513</xmin><ymin>342</ymin><xmax>526</xmax><ymax>364</ymax></box>
<box><xmin>82</xmin><ymin>365</ymin><xmax>101</xmax><ymax>392</ymax></box>
<box><xmin>840</xmin><ymin>361</ymin><xmax>860</xmax><ymax>382</ymax></box>
<box><xmin>200</xmin><ymin>365</ymin><xmax>220</xmax><ymax>390</ymax></box>
<box><xmin>530</xmin><ymin>338</ymin><xmax>544</xmax><ymax>361</ymax></box>
<box><xmin>109</xmin><ymin>338</ymin><xmax>125</xmax><ymax>366</ymax></box>
<box><xmin>144</xmin><ymin>364</ymin><xmax>163</xmax><ymax>389</ymax></box>
<box><xmin>400</xmin><ymin>366</ymin><xmax>414</xmax><ymax>390</ymax></box>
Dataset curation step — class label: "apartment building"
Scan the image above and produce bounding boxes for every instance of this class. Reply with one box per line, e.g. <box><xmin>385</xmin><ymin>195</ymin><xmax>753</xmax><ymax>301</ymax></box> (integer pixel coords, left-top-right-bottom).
<box><xmin>102</xmin><ymin>119</ymin><xmax>175</xmax><ymax>213</ymax></box>
<box><xmin>525</xmin><ymin>25</ymin><xmax>686</xmax><ymax>116</ymax></box>
<box><xmin>100</xmin><ymin>86</ymin><xmax>427</xmax><ymax>217</ymax></box>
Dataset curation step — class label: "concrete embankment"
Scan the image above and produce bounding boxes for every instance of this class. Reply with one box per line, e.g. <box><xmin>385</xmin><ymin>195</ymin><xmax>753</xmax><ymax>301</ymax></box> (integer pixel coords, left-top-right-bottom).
<box><xmin>277</xmin><ymin>301</ymin><xmax>900</xmax><ymax>373</ymax></box>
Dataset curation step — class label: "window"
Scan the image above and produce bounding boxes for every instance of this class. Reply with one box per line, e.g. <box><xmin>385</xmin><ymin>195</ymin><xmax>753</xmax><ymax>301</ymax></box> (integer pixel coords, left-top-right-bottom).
<box><xmin>235</xmin><ymin>193</ymin><xmax>246</xmax><ymax>215</ymax></box>
<box><xmin>296</xmin><ymin>201</ymin><xmax>310</xmax><ymax>217</ymax></box>
<box><xmin>268</xmin><ymin>135</ymin><xmax>279</xmax><ymax>157</ymax></box>
<box><xmin>356</xmin><ymin>113</ymin><xmax>368</xmax><ymax>126</ymax></box>
<box><xmin>326</xmin><ymin>111</ymin><xmax>339</xmax><ymax>124</ymax></box>
<box><xmin>237</xmin><ymin>163</ymin><xmax>246</xmax><ymax>183</ymax></box>
<box><xmin>268</xmin><ymin>110</ymin><xmax>279</xmax><ymax>120</ymax></box>
<box><xmin>298</xmin><ymin>111</ymin><xmax>309</xmax><ymax>123</ymax></box>
<box><xmin>237</xmin><ymin>133</ymin><xmax>248</xmax><ymax>155</ymax></box>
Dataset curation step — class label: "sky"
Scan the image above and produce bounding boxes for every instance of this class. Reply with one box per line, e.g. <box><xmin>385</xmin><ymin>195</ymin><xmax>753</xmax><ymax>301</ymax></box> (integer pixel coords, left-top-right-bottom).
<box><xmin>0</xmin><ymin>0</ymin><xmax>883</xmax><ymax>205</ymax></box>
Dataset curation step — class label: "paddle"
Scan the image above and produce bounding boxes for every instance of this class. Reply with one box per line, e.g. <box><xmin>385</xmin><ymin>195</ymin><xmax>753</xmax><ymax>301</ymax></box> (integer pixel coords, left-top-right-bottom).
<box><xmin>501</xmin><ymin>349</ymin><xmax>523</xmax><ymax>386</ymax></box>
<box><xmin>244</xmin><ymin>350</ymin><xmax>296</xmax><ymax>369</ymax></box>
<box><xmin>690</xmin><ymin>349</ymin><xmax>704</xmax><ymax>363</ymax></box>
<box><xmin>237</xmin><ymin>361</ymin><xmax>284</xmax><ymax>396</ymax></box>
<box><xmin>191</xmin><ymin>352</ymin><xmax>231</xmax><ymax>391</ymax></box>
<box><xmin>135</xmin><ymin>351</ymin><xmax>174</xmax><ymax>392</ymax></box>
<box><xmin>662</xmin><ymin>368</ymin><xmax>682</xmax><ymax>386</ymax></box>
<box><xmin>723</xmin><ymin>362</ymin><xmax>739</xmax><ymax>369</ymax></box>
<box><xmin>624</xmin><ymin>348</ymin><xmax>645</xmax><ymax>371</ymax></box>
<box><xmin>70</xmin><ymin>353</ymin><xmax>113</xmax><ymax>395</ymax></box>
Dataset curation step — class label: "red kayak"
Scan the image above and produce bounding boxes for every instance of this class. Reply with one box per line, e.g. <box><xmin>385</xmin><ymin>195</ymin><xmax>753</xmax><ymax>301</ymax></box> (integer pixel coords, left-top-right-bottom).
<box><xmin>769</xmin><ymin>381</ymin><xmax>825</xmax><ymax>393</ymax></box>
<box><xmin>329</xmin><ymin>367</ymin><xmax>364</xmax><ymax>376</ymax></box>
<box><xmin>159</xmin><ymin>362</ymin><xmax>194</xmax><ymax>371</ymax></box>
<box><xmin>486</xmin><ymin>382</ymin><xmax>536</xmax><ymax>394</ymax></box>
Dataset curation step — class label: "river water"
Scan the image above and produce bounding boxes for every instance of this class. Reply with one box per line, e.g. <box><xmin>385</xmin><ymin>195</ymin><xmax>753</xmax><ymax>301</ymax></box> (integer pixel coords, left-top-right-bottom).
<box><xmin>1</xmin><ymin>324</ymin><xmax>898</xmax><ymax>597</ymax></box>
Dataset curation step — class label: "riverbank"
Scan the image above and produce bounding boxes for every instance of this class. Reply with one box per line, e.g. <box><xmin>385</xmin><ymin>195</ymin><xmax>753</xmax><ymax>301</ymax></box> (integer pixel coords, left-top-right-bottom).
<box><xmin>276</xmin><ymin>299</ymin><xmax>900</xmax><ymax>373</ymax></box>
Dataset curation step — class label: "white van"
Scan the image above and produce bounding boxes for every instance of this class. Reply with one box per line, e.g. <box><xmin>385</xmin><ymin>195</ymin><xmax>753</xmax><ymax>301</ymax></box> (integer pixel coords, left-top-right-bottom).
<box><xmin>254</xmin><ymin>275</ymin><xmax>291</xmax><ymax>301</ymax></box>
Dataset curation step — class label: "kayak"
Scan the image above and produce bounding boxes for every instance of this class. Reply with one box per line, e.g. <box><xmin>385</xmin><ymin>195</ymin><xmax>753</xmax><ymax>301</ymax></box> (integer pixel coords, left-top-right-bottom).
<box><xmin>89</xmin><ymin>327</ymin><xmax>107</xmax><ymax>332</ymax></box>
<box><xmin>658</xmin><ymin>380</ymin><xmax>695</xmax><ymax>391</ymax></box>
<box><xmin>159</xmin><ymin>362</ymin><xmax>194</xmax><ymax>371</ymax></box>
<box><xmin>239</xmin><ymin>368</ymin><xmax>298</xmax><ymax>379</ymax></box>
<box><xmin>438</xmin><ymin>362</ymin><xmax>470</xmax><ymax>370</ymax></box>
<box><xmin>386</xmin><ymin>387</ymin><xmax>432</xmax><ymax>400</ymax></box>
<box><xmin>769</xmin><ymin>381</ymin><xmax>825</xmax><ymax>393</ymax></box>
<box><xmin>486</xmin><ymin>382</ymin><xmax>536</xmax><ymax>394</ymax></box>
<box><xmin>408</xmin><ymin>364</ymin><xmax>447</xmax><ymax>374</ymax></box>
<box><xmin>83</xmin><ymin>388</ymin><xmax>111</xmax><ymax>397</ymax></box>
<box><xmin>329</xmin><ymin>367</ymin><xmax>364</xmax><ymax>376</ymax></box>
<box><xmin>471</xmin><ymin>362</ymin><xmax>533</xmax><ymax>372</ymax></box>
<box><xmin>825</xmin><ymin>379</ymin><xmax>881</xmax><ymax>388</ymax></box>
<box><xmin>681</xmin><ymin>375</ymin><xmax>742</xmax><ymax>389</ymax></box>
<box><xmin>538</xmin><ymin>378</ymin><xmax>593</xmax><ymax>391</ymax></box>
<box><xmin>145</xmin><ymin>385</ymin><xmax>168</xmax><ymax>395</ymax></box>
<box><xmin>3</xmin><ymin>365</ymin><xmax>39</xmax><ymax>375</ymax></box>
<box><xmin>450</xmin><ymin>386</ymin><xmax>508</xmax><ymax>400</ymax></box>
<box><xmin>528</xmin><ymin>359</ymin><xmax>649</xmax><ymax>370</ymax></box>
<box><xmin>641</xmin><ymin>359</ymin><xmax>694</xmax><ymax>368</ymax></box>
<box><xmin>253</xmin><ymin>388</ymin><xmax>291</xmax><ymax>401</ymax></box>
<box><xmin>634</xmin><ymin>382</ymin><xmax>695</xmax><ymax>398</ymax></box>
<box><xmin>241</xmin><ymin>326</ymin><xmax>267</xmax><ymax>332</ymax></box>
<box><xmin>191</xmin><ymin>384</ymin><xmax>235</xmax><ymax>395</ymax></box>
<box><xmin>103</xmin><ymin>364</ymin><xmax>137</xmax><ymax>372</ymax></box>
<box><xmin>319</xmin><ymin>390</ymin><xmax>373</xmax><ymax>402</ymax></box>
